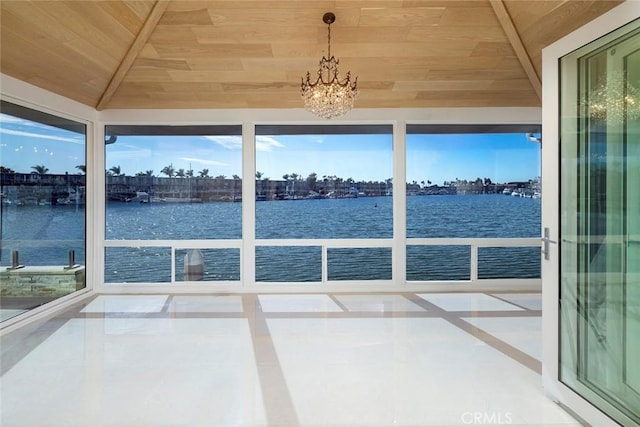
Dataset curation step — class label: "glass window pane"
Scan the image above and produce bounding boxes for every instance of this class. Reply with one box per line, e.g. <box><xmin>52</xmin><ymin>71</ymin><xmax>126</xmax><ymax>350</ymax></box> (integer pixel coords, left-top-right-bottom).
<box><xmin>406</xmin><ymin>132</ymin><xmax>541</xmax><ymax>239</ymax></box>
<box><xmin>104</xmin><ymin>127</ymin><xmax>242</xmax><ymax>240</ymax></box>
<box><xmin>104</xmin><ymin>247</ymin><xmax>171</xmax><ymax>283</ymax></box>
<box><xmin>175</xmin><ymin>248</ymin><xmax>240</xmax><ymax>282</ymax></box>
<box><xmin>327</xmin><ymin>248</ymin><xmax>392</xmax><ymax>280</ymax></box>
<box><xmin>406</xmin><ymin>245</ymin><xmax>470</xmax><ymax>281</ymax></box>
<box><xmin>559</xmin><ymin>20</ymin><xmax>640</xmax><ymax>426</ymax></box>
<box><xmin>1</xmin><ymin>102</ymin><xmax>86</xmax><ymax>321</ymax></box>
<box><xmin>255</xmin><ymin>129</ymin><xmax>393</xmax><ymax>239</ymax></box>
<box><xmin>256</xmin><ymin>246</ymin><xmax>321</xmax><ymax>282</ymax></box>
<box><xmin>477</xmin><ymin>247</ymin><xmax>540</xmax><ymax>279</ymax></box>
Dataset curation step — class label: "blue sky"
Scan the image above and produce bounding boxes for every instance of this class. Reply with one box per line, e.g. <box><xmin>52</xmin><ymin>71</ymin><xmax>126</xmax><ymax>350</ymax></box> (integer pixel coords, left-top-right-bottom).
<box><xmin>406</xmin><ymin>133</ymin><xmax>540</xmax><ymax>185</ymax></box>
<box><xmin>1</xmin><ymin>114</ymin><xmax>540</xmax><ymax>184</ymax></box>
<box><xmin>0</xmin><ymin>114</ymin><xmax>85</xmax><ymax>175</ymax></box>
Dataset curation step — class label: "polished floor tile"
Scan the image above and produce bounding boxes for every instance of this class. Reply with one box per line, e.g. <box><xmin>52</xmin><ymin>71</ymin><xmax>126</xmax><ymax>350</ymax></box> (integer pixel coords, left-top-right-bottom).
<box><xmin>81</xmin><ymin>295</ymin><xmax>169</xmax><ymax>313</ymax></box>
<box><xmin>464</xmin><ymin>316</ymin><xmax>542</xmax><ymax>360</ymax></box>
<box><xmin>0</xmin><ymin>292</ymin><xmax>578</xmax><ymax>427</ymax></box>
<box><xmin>266</xmin><ymin>317</ymin><xmax>575</xmax><ymax>426</ymax></box>
<box><xmin>417</xmin><ymin>292</ymin><xmax>524</xmax><ymax>312</ymax></box>
<box><xmin>334</xmin><ymin>294</ymin><xmax>426</xmax><ymax>312</ymax></box>
<box><xmin>171</xmin><ymin>295</ymin><xmax>244</xmax><ymax>313</ymax></box>
<box><xmin>492</xmin><ymin>293</ymin><xmax>542</xmax><ymax>310</ymax></box>
<box><xmin>258</xmin><ymin>294</ymin><xmax>343</xmax><ymax>313</ymax></box>
<box><xmin>1</xmin><ymin>317</ymin><xmax>267</xmax><ymax>427</ymax></box>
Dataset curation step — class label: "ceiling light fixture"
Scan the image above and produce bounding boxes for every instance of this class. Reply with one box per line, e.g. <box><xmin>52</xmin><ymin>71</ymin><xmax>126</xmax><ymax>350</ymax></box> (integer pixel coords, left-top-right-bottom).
<box><xmin>301</xmin><ymin>12</ymin><xmax>358</xmax><ymax>119</ymax></box>
<box><xmin>583</xmin><ymin>74</ymin><xmax>640</xmax><ymax>123</ymax></box>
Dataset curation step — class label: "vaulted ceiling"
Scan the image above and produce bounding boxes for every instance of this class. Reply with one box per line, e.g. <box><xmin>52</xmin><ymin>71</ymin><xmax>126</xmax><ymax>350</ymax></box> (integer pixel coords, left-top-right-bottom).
<box><xmin>0</xmin><ymin>0</ymin><xmax>623</xmax><ymax>110</ymax></box>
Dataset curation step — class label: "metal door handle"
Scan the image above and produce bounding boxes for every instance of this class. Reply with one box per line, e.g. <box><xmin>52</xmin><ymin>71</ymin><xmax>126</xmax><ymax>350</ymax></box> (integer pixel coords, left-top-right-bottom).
<box><xmin>541</xmin><ymin>227</ymin><xmax>557</xmax><ymax>260</ymax></box>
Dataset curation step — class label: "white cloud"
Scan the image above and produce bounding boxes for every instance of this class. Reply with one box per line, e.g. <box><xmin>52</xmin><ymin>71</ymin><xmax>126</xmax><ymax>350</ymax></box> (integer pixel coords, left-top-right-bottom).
<box><xmin>179</xmin><ymin>157</ymin><xmax>228</xmax><ymax>167</ymax></box>
<box><xmin>256</xmin><ymin>135</ymin><xmax>284</xmax><ymax>152</ymax></box>
<box><xmin>203</xmin><ymin>136</ymin><xmax>242</xmax><ymax>150</ymax></box>
<box><xmin>0</xmin><ymin>128</ymin><xmax>83</xmax><ymax>144</ymax></box>
<box><xmin>203</xmin><ymin>135</ymin><xmax>284</xmax><ymax>152</ymax></box>
<box><xmin>0</xmin><ymin>115</ymin><xmax>28</xmax><ymax>124</ymax></box>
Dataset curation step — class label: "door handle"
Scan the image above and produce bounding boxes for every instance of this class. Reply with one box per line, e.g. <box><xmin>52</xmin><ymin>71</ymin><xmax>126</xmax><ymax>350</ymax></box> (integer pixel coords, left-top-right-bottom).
<box><xmin>541</xmin><ymin>227</ymin><xmax>557</xmax><ymax>260</ymax></box>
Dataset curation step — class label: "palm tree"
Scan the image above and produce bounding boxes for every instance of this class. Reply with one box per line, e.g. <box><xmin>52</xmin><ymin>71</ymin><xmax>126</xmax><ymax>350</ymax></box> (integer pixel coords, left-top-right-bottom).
<box><xmin>255</xmin><ymin>171</ymin><xmax>264</xmax><ymax>195</ymax></box>
<box><xmin>186</xmin><ymin>169</ymin><xmax>194</xmax><ymax>178</ymax></box>
<box><xmin>76</xmin><ymin>165</ymin><xmax>86</xmax><ymax>174</ymax></box>
<box><xmin>31</xmin><ymin>164</ymin><xmax>49</xmax><ymax>175</ymax></box>
<box><xmin>0</xmin><ymin>166</ymin><xmax>16</xmax><ymax>174</ymax></box>
<box><xmin>176</xmin><ymin>168</ymin><xmax>186</xmax><ymax>178</ymax></box>
<box><xmin>199</xmin><ymin>169</ymin><xmax>209</xmax><ymax>178</ymax></box>
<box><xmin>109</xmin><ymin>165</ymin><xmax>122</xmax><ymax>176</ymax></box>
<box><xmin>161</xmin><ymin>164</ymin><xmax>175</xmax><ymax>177</ymax></box>
<box><xmin>135</xmin><ymin>170</ymin><xmax>154</xmax><ymax>177</ymax></box>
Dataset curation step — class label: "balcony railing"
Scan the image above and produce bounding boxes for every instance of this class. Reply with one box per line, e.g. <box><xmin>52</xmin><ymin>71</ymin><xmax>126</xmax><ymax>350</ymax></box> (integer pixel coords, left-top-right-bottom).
<box><xmin>102</xmin><ymin>237</ymin><xmax>541</xmax><ymax>286</ymax></box>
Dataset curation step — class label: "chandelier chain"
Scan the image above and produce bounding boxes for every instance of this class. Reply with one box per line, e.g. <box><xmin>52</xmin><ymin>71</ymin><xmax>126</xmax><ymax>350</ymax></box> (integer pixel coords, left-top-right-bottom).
<box><xmin>327</xmin><ymin>21</ymin><xmax>331</xmax><ymax>59</ymax></box>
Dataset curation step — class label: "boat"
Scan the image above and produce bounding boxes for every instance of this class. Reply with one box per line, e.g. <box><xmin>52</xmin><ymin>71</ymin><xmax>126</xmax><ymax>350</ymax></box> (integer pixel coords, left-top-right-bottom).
<box><xmin>150</xmin><ymin>196</ymin><xmax>201</xmax><ymax>203</ymax></box>
<box><xmin>131</xmin><ymin>191</ymin><xmax>150</xmax><ymax>203</ymax></box>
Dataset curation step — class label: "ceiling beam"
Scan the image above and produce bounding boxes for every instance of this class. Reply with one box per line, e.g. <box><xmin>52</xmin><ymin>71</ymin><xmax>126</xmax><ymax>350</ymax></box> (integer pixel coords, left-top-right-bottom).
<box><xmin>489</xmin><ymin>0</ymin><xmax>542</xmax><ymax>101</ymax></box>
<box><xmin>96</xmin><ymin>0</ymin><xmax>171</xmax><ymax>111</ymax></box>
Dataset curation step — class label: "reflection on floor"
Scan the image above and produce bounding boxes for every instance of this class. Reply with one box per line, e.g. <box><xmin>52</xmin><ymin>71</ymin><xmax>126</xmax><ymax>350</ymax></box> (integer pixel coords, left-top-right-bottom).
<box><xmin>0</xmin><ymin>292</ymin><xmax>580</xmax><ymax>427</ymax></box>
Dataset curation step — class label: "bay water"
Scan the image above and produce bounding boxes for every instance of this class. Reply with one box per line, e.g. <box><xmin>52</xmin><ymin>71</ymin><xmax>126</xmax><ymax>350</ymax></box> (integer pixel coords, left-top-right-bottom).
<box><xmin>1</xmin><ymin>194</ymin><xmax>541</xmax><ymax>283</ymax></box>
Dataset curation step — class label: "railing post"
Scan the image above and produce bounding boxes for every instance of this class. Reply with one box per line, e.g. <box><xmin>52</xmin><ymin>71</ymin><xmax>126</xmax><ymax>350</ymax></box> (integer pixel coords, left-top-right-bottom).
<box><xmin>64</xmin><ymin>249</ymin><xmax>79</xmax><ymax>270</ymax></box>
<box><xmin>10</xmin><ymin>250</ymin><xmax>24</xmax><ymax>270</ymax></box>
<box><xmin>322</xmin><ymin>243</ymin><xmax>328</xmax><ymax>284</ymax></box>
<box><xmin>470</xmin><ymin>244</ymin><xmax>478</xmax><ymax>282</ymax></box>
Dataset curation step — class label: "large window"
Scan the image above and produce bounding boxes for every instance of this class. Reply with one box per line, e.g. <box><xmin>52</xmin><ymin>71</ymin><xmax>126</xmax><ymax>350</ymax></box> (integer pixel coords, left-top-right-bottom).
<box><xmin>255</xmin><ymin>125</ymin><xmax>393</xmax><ymax>283</ymax></box>
<box><xmin>0</xmin><ymin>101</ymin><xmax>86</xmax><ymax>321</ymax></box>
<box><xmin>104</xmin><ymin>125</ymin><xmax>242</xmax><ymax>284</ymax></box>
<box><xmin>98</xmin><ymin>122</ymin><xmax>546</xmax><ymax>287</ymax></box>
<box><xmin>405</xmin><ymin>125</ymin><xmax>542</xmax><ymax>281</ymax></box>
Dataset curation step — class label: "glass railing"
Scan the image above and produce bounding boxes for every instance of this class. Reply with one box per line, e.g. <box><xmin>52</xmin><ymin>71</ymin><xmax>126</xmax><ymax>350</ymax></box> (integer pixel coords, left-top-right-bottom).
<box><xmin>103</xmin><ymin>237</ymin><xmax>540</xmax><ymax>285</ymax></box>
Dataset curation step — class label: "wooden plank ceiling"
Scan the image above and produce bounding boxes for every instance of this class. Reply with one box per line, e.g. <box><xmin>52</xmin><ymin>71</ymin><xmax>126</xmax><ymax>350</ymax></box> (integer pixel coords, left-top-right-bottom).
<box><xmin>0</xmin><ymin>0</ymin><xmax>623</xmax><ymax>110</ymax></box>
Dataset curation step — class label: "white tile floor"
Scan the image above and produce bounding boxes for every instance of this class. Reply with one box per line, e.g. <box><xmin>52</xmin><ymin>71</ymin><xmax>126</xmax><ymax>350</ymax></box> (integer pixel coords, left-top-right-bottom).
<box><xmin>0</xmin><ymin>292</ymin><xmax>582</xmax><ymax>427</ymax></box>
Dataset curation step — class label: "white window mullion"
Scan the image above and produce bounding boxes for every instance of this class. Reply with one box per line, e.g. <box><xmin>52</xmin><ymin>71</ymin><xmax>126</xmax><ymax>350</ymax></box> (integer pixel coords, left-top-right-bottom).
<box><xmin>242</xmin><ymin>122</ymin><xmax>256</xmax><ymax>287</ymax></box>
<box><xmin>393</xmin><ymin>121</ymin><xmax>407</xmax><ymax>286</ymax></box>
<box><xmin>94</xmin><ymin>121</ymin><xmax>106</xmax><ymax>293</ymax></box>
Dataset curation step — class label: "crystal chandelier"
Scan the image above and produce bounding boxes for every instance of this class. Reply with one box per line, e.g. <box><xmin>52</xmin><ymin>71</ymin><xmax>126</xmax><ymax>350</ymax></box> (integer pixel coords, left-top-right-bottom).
<box><xmin>301</xmin><ymin>12</ymin><xmax>358</xmax><ymax>119</ymax></box>
<box><xmin>583</xmin><ymin>74</ymin><xmax>640</xmax><ymax>123</ymax></box>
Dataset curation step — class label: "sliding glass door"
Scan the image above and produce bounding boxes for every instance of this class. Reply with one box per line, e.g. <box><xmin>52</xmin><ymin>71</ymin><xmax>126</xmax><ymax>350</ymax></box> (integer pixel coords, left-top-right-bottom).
<box><xmin>559</xmin><ymin>19</ymin><xmax>640</xmax><ymax>426</ymax></box>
